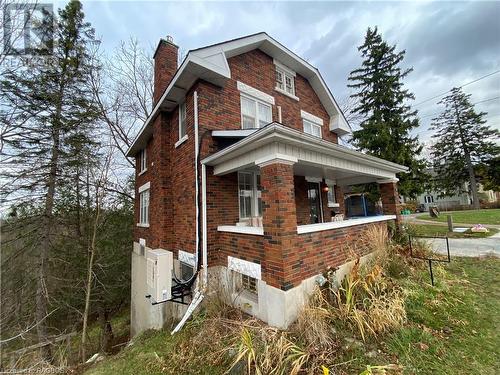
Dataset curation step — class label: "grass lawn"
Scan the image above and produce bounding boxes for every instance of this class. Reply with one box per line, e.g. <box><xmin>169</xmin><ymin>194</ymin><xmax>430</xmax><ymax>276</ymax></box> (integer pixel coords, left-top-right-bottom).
<box><xmin>417</xmin><ymin>208</ymin><xmax>500</xmax><ymax>225</ymax></box>
<box><xmin>84</xmin><ymin>257</ymin><xmax>500</xmax><ymax>375</ymax></box>
<box><xmin>386</xmin><ymin>257</ymin><xmax>500</xmax><ymax>374</ymax></box>
<box><xmin>410</xmin><ymin>224</ymin><xmax>498</xmax><ymax>238</ymax></box>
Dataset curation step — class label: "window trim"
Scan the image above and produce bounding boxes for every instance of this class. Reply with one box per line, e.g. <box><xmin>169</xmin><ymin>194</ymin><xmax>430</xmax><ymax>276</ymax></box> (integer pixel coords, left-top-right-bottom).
<box><xmin>138</xmin><ymin>182</ymin><xmax>150</xmax><ymax>227</ymax></box>
<box><xmin>238</xmin><ymin>171</ymin><xmax>262</xmax><ymax>221</ymax></box>
<box><xmin>138</xmin><ymin>149</ymin><xmax>147</xmax><ymax>175</ymax></box>
<box><xmin>176</xmin><ymin>101</ymin><xmax>188</xmax><ymax>147</ymax></box>
<box><xmin>240</xmin><ymin>93</ymin><xmax>272</xmax><ymax>130</ymax></box>
<box><xmin>301</xmin><ymin>110</ymin><xmax>323</xmax><ymax>139</ymax></box>
<box><xmin>274</xmin><ymin>60</ymin><xmax>299</xmax><ymax>100</ymax></box>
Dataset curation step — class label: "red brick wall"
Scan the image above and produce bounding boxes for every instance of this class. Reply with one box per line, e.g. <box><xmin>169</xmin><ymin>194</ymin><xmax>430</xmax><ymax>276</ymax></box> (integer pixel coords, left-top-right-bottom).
<box><xmin>379</xmin><ymin>182</ymin><xmax>402</xmax><ymax>224</ymax></box>
<box><xmin>153</xmin><ymin>40</ymin><xmax>178</xmax><ymax>104</ymax></box>
<box><xmin>134</xmin><ymin>46</ymin><xmax>346</xmax><ymax>280</ymax></box>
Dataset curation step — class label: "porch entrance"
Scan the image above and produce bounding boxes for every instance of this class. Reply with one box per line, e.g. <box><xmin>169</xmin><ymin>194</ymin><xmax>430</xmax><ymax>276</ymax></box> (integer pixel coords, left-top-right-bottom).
<box><xmin>307</xmin><ymin>182</ymin><xmax>323</xmax><ymax>224</ymax></box>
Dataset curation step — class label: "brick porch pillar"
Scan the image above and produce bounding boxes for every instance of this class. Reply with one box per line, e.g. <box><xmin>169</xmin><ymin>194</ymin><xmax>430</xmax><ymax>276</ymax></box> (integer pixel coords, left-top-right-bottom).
<box><xmin>378</xmin><ymin>179</ymin><xmax>402</xmax><ymax>225</ymax></box>
<box><xmin>259</xmin><ymin>158</ymin><xmax>298</xmax><ymax>291</ymax></box>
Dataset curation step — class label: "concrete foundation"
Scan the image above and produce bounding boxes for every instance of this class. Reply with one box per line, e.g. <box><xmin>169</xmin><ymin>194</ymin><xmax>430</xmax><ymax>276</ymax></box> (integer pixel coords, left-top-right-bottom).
<box><xmin>131</xmin><ymin>241</ymin><xmax>377</xmax><ymax>334</ymax></box>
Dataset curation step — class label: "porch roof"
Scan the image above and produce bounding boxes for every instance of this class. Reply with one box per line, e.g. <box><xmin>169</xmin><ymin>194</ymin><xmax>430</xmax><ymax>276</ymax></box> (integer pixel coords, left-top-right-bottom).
<box><xmin>202</xmin><ymin>123</ymin><xmax>408</xmax><ymax>184</ymax></box>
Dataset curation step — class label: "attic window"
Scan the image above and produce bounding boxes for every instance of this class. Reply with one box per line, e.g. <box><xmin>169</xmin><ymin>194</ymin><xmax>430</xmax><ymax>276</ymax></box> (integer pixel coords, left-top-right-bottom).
<box><xmin>274</xmin><ymin>60</ymin><xmax>297</xmax><ymax>100</ymax></box>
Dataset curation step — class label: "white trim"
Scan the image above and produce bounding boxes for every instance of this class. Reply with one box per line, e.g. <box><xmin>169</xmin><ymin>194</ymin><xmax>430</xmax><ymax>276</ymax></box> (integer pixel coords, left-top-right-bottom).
<box><xmin>275</xmin><ymin>87</ymin><xmax>299</xmax><ymax>101</ymax></box>
<box><xmin>218</xmin><ymin>225</ymin><xmax>264</xmax><ymax>236</ymax></box>
<box><xmin>277</xmin><ymin>106</ymin><xmax>282</xmax><ymax>123</ymax></box>
<box><xmin>178</xmin><ymin>250</ymin><xmax>196</xmax><ymax>267</ymax></box>
<box><xmin>377</xmin><ymin>178</ymin><xmax>399</xmax><ymax>184</ymax></box>
<box><xmin>175</xmin><ymin>134</ymin><xmax>188</xmax><ymax>148</ymax></box>
<box><xmin>328</xmin><ymin>203</ymin><xmax>340</xmax><ymax>208</ymax></box>
<box><xmin>194</xmin><ymin>91</ymin><xmax>200</xmax><ymax>271</ymax></box>
<box><xmin>273</xmin><ymin>59</ymin><xmax>296</xmax><ymax>77</ymax></box>
<box><xmin>300</xmin><ymin>110</ymin><xmax>323</xmax><ymax>126</ymax></box>
<box><xmin>127</xmin><ymin>33</ymin><xmax>353</xmax><ymax>157</ymax></box>
<box><xmin>138</xmin><ymin>181</ymin><xmax>150</xmax><ymax>193</ymax></box>
<box><xmin>305</xmin><ymin>176</ymin><xmax>322</xmax><ymax>183</ymax></box>
<box><xmin>237</xmin><ymin>81</ymin><xmax>275</xmax><ymax>105</ymax></box>
<box><xmin>255</xmin><ymin>153</ymin><xmax>298</xmax><ymax>167</ymax></box>
<box><xmin>202</xmin><ymin>124</ymin><xmax>407</xmax><ymax>176</ymax></box>
<box><xmin>136</xmin><ymin>223</ymin><xmax>150</xmax><ymax>228</ymax></box>
<box><xmin>212</xmin><ymin>129</ymin><xmax>257</xmax><ymax>138</ymax></box>
<box><xmin>297</xmin><ymin>215</ymin><xmax>397</xmax><ymax>234</ymax></box>
<box><xmin>138</xmin><ymin>168</ymin><xmax>147</xmax><ymax>176</ymax></box>
<box><xmin>228</xmin><ymin>256</ymin><xmax>262</xmax><ymax>280</ymax></box>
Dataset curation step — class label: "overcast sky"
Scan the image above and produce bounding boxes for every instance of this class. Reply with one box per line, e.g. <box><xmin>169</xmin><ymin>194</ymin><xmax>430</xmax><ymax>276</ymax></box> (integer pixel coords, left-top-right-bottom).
<box><xmin>74</xmin><ymin>1</ymin><xmax>500</xmax><ymax>145</ymax></box>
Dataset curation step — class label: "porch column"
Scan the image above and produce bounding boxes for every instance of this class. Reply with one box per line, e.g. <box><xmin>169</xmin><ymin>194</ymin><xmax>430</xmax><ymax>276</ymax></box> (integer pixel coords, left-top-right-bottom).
<box><xmin>258</xmin><ymin>157</ymin><xmax>298</xmax><ymax>291</ymax></box>
<box><xmin>378</xmin><ymin>179</ymin><xmax>402</xmax><ymax>225</ymax></box>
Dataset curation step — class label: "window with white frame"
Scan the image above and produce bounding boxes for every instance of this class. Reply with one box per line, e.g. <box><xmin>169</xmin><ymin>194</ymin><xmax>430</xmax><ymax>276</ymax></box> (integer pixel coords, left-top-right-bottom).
<box><xmin>179</xmin><ymin>101</ymin><xmax>187</xmax><ymax>139</ymax></box>
<box><xmin>139</xmin><ymin>186</ymin><xmax>150</xmax><ymax>225</ymax></box>
<box><xmin>240</xmin><ymin>95</ymin><xmax>272</xmax><ymax>129</ymax></box>
<box><xmin>327</xmin><ymin>185</ymin><xmax>336</xmax><ymax>207</ymax></box>
<box><xmin>275</xmin><ymin>64</ymin><xmax>295</xmax><ymax>96</ymax></box>
<box><xmin>238</xmin><ymin>172</ymin><xmax>262</xmax><ymax>220</ymax></box>
<box><xmin>139</xmin><ymin>149</ymin><xmax>147</xmax><ymax>173</ymax></box>
<box><xmin>303</xmin><ymin>119</ymin><xmax>322</xmax><ymax>138</ymax></box>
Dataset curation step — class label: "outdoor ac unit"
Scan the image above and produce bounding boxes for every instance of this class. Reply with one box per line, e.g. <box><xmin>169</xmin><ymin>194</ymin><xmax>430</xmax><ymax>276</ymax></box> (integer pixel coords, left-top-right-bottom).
<box><xmin>146</xmin><ymin>249</ymin><xmax>173</xmax><ymax>303</ymax></box>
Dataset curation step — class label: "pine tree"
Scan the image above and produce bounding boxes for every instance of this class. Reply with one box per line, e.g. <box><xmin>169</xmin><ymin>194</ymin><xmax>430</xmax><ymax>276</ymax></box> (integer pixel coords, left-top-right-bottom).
<box><xmin>1</xmin><ymin>0</ymin><xmax>100</xmax><ymax>360</ymax></box>
<box><xmin>348</xmin><ymin>27</ymin><xmax>426</xmax><ymax>198</ymax></box>
<box><xmin>430</xmin><ymin>87</ymin><xmax>499</xmax><ymax>209</ymax></box>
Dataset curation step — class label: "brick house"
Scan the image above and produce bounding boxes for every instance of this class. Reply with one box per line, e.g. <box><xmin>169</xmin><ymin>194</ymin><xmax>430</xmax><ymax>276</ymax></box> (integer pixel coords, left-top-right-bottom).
<box><xmin>126</xmin><ymin>33</ymin><xmax>407</xmax><ymax>335</ymax></box>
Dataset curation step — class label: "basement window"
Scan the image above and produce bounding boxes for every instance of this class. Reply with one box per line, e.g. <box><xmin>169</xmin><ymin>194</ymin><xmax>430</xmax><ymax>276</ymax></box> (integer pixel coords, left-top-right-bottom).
<box><xmin>241</xmin><ymin>274</ymin><xmax>257</xmax><ymax>294</ymax></box>
<box><xmin>180</xmin><ymin>262</ymin><xmax>194</xmax><ymax>281</ymax></box>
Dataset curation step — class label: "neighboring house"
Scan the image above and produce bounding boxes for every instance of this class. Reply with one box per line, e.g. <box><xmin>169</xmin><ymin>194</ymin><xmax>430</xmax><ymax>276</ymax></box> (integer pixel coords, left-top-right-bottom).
<box><xmin>416</xmin><ymin>171</ymin><xmax>499</xmax><ymax>211</ymax></box>
<box><xmin>126</xmin><ymin>33</ymin><xmax>407</xmax><ymax>335</ymax></box>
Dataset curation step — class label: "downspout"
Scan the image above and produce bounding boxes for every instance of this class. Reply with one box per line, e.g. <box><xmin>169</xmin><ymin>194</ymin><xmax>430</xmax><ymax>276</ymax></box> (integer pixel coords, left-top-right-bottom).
<box><xmin>172</xmin><ymin>90</ymin><xmax>207</xmax><ymax>334</ymax></box>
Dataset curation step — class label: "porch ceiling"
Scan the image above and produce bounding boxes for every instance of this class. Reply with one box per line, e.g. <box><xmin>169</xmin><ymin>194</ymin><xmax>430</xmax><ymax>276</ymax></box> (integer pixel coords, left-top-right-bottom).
<box><xmin>201</xmin><ymin>123</ymin><xmax>408</xmax><ymax>183</ymax></box>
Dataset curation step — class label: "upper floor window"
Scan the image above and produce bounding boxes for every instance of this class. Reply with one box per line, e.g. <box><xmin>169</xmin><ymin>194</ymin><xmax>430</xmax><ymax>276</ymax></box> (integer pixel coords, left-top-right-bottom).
<box><xmin>274</xmin><ymin>60</ymin><xmax>297</xmax><ymax>100</ymax></box>
<box><xmin>301</xmin><ymin>110</ymin><xmax>323</xmax><ymax>139</ymax></box>
<box><xmin>139</xmin><ymin>149</ymin><xmax>147</xmax><ymax>174</ymax></box>
<box><xmin>303</xmin><ymin>119</ymin><xmax>322</xmax><ymax>138</ymax></box>
<box><xmin>238</xmin><ymin>171</ymin><xmax>262</xmax><ymax>220</ymax></box>
<box><xmin>241</xmin><ymin>95</ymin><xmax>272</xmax><ymax>129</ymax></box>
<box><xmin>179</xmin><ymin>101</ymin><xmax>187</xmax><ymax>140</ymax></box>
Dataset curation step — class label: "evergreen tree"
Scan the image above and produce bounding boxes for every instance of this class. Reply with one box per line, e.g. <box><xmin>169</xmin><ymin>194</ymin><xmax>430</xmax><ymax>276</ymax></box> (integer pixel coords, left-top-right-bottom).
<box><xmin>430</xmin><ymin>87</ymin><xmax>499</xmax><ymax>209</ymax></box>
<box><xmin>348</xmin><ymin>27</ymin><xmax>426</xmax><ymax>198</ymax></box>
<box><xmin>1</xmin><ymin>0</ymin><xmax>100</xmax><ymax>360</ymax></box>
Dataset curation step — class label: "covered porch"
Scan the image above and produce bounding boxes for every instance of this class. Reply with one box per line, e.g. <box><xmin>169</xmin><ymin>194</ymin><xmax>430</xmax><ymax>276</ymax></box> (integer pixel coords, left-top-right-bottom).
<box><xmin>204</xmin><ymin>123</ymin><xmax>407</xmax><ymax>237</ymax></box>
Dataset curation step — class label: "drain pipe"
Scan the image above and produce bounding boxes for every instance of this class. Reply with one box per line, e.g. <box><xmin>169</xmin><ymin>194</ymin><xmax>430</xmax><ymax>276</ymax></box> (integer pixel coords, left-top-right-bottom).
<box><xmin>172</xmin><ymin>91</ymin><xmax>208</xmax><ymax>334</ymax></box>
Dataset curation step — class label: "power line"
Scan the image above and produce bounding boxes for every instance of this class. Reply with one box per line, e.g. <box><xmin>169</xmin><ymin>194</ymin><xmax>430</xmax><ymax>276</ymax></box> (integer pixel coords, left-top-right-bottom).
<box><xmin>413</xmin><ymin>69</ymin><xmax>500</xmax><ymax>107</ymax></box>
<box><xmin>419</xmin><ymin>96</ymin><xmax>500</xmax><ymax>119</ymax></box>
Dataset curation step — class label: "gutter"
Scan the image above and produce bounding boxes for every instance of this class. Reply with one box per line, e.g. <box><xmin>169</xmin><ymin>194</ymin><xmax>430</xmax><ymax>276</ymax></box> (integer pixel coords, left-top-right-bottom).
<box><xmin>171</xmin><ymin>91</ymin><xmax>208</xmax><ymax>334</ymax></box>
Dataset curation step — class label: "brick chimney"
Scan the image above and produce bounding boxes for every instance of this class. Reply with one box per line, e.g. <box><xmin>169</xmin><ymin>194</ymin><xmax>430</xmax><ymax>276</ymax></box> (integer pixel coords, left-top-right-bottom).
<box><xmin>153</xmin><ymin>35</ymin><xmax>178</xmax><ymax>105</ymax></box>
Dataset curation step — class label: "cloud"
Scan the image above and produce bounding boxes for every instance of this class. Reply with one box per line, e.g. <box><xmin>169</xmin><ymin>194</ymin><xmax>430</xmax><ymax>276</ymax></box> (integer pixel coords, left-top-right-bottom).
<box><xmin>80</xmin><ymin>0</ymin><xmax>500</xmax><ymax>136</ymax></box>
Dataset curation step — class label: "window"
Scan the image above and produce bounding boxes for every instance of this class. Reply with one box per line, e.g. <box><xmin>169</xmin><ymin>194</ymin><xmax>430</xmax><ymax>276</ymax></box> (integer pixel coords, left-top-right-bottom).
<box><xmin>139</xmin><ymin>149</ymin><xmax>147</xmax><ymax>173</ymax></box>
<box><xmin>424</xmin><ymin>195</ymin><xmax>434</xmax><ymax>204</ymax></box>
<box><xmin>180</xmin><ymin>262</ymin><xmax>194</xmax><ymax>281</ymax></box>
<box><xmin>238</xmin><ymin>172</ymin><xmax>262</xmax><ymax>220</ymax></box>
<box><xmin>275</xmin><ymin>66</ymin><xmax>295</xmax><ymax>96</ymax></box>
<box><xmin>240</xmin><ymin>95</ymin><xmax>272</xmax><ymax>129</ymax></box>
<box><xmin>179</xmin><ymin>101</ymin><xmax>187</xmax><ymax>139</ymax></box>
<box><xmin>241</xmin><ymin>274</ymin><xmax>257</xmax><ymax>294</ymax></box>
<box><xmin>327</xmin><ymin>185</ymin><xmax>336</xmax><ymax>207</ymax></box>
<box><xmin>139</xmin><ymin>188</ymin><xmax>150</xmax><ymax>225</ymax></box>
<box><xmin>303</xmin><ymin>119</ymin><xmax>322</xmax><ymax>138</ymax></box>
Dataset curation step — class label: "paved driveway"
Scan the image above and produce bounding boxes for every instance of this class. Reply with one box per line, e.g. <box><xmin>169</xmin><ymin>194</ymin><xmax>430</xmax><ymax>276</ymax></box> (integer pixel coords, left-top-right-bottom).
<box><xmin>424</xmin><ymin>233</ymin><xmax>500</xmax><ymax>257</ymax></box>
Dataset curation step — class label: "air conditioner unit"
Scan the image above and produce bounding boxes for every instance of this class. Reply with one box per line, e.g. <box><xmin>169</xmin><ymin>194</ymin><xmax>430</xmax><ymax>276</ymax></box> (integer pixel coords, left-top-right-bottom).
<box><xmin>146</xmin><ymin>249</ymin><xmax>173</xmax><ymax>303</ymax></box>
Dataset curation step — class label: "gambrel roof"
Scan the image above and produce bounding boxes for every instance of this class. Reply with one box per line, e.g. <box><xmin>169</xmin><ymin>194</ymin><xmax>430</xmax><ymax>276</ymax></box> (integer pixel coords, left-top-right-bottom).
<box><xmin>127</xmin><ymin>32</ymin><xmax>350</xmax><ymax>156</ymax></box>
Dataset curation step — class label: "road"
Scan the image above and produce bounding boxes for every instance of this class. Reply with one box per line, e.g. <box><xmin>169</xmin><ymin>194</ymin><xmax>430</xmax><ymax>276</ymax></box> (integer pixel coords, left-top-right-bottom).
<box><xmin>421</xmin><ymin>232</ymin><xmax>500</xmax><ymax>257</ymax></box>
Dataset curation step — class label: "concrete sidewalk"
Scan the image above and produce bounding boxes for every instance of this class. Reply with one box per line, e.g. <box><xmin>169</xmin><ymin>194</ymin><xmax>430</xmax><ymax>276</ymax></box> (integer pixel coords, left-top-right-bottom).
<box><xmin>424</xmin><ymin>234</ymin><xmax>500</xmax><ymax>257</ymax></box>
